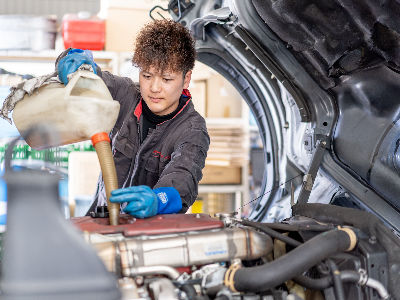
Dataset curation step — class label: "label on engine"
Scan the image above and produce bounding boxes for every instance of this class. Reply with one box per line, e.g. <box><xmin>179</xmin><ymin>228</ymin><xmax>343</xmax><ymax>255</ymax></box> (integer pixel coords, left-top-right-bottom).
<box><xmin>203</xmin><ymin>243</ymin><xmax>228</xmax><ymax>257</ymax></box>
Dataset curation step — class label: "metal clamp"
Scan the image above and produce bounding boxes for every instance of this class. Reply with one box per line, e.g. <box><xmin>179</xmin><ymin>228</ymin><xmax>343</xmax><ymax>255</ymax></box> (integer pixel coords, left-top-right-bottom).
<box><xmin>358</xmin><ymin>269</ymin><xmax>368</xmax><ymax>286</ymax></box>
<box><xmin>297</xmin><ymin>138</ymin><xmax>328</xmax><ymax>204</ymax></box>
<box><xmin>302</xmin><ymin>174</ymin><xmax>314</xmax><ymax>191</ymax></box>
<box><xmin>224</xmin><ymin>263</ymin><xmax>240</xmax><ymax>292</ymax></box>
<box><xmin>89</xmin><ymin>205</ymin><xmax>109</xmax><ymax>218</ymax></box>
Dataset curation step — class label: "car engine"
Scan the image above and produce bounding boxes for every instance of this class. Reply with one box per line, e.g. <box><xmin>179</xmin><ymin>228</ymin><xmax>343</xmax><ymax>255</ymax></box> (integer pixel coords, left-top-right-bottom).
<box><xmin>0</xmin><ymin>163</ymin><xmax>398</xmax><ymax>300</ymax></box>
<box><xmin>74</xmin><ymin>208</ymin><xmax>398</xmax><ymax>300</ymax></box>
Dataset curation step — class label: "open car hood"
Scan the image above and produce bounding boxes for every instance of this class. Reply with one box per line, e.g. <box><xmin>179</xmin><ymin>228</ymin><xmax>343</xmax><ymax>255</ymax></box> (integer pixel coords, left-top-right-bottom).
<box><xmin>166</xmin><ymin>0</ymin><xmax>400</xmax><ymax>232</ymax></box>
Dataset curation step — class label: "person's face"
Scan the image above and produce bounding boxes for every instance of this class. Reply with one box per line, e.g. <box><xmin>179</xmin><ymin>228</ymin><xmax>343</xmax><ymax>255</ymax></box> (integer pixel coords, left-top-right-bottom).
<box><xmin>139</xmin><ymin>66</ymin><xmax>192</xmax><ymax>116</ymax></box>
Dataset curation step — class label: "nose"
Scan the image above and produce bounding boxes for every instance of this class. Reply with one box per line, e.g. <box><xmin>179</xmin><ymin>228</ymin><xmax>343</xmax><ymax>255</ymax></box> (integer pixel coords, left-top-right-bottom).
<box><xmin>150</xmin><ymin>77</ymin><xmax>162</xmax><ymax>93</ymax></box>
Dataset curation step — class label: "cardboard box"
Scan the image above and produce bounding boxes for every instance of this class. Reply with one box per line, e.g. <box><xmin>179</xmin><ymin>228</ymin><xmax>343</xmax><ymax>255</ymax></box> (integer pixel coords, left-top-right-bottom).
<box><xmin>200</xmin><ymin>165</ymin><xmax>242</xmax><ymax>184</ymax></box>
<box><xmin>206</xmin><ymin>73</ymin><xmax>242</xmax><ymax>118</ymax></box>
<box><xmin>202</xmin><ymin>193</ymin><xmax>235</xmax><ymax>216</ymax></box>
<box><xmin>189</xmin><ymin>79</ymin><xmax>207</xmax><ymax>117</ymax></box>
<box><xmin>192</xmin><ymin>61</ymin><xmax>213</xmax><ymax>81</ymax></box>
<box><xmin>68</xmin><ymin>151</ymin><xmax>100</xmax><ymax>205</ymax></box>
<box><xmin>105</xmin><ymin>0</ymin><xmax>169</xmax><ymax>52</ymax></box>
<box><xmin>105</xmin><ymin>8</ymin><xmax>147</xmax><ymax>52</ymax></box>
<box><xmin>190</xmin><ymin>62</ymin><xmax>244</xmax><ymax>118</ymax></box>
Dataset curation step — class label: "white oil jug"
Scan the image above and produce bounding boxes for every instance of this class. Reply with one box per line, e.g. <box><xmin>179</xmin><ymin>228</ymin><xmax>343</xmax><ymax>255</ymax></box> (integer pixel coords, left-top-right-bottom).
<box><xmin>12</xmin><ymin>70</ymin><xmax>120</xmax><ymax>149</ymax></box>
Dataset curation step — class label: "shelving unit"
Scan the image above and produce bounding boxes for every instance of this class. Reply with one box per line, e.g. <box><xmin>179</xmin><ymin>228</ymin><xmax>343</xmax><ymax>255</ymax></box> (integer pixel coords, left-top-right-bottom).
<box><xmin>199</xmin><ymin>105</ymin><xmax>251</xmax><ymax>214</ymax></box>
<box><xmin>0</xmin><ymin>50</ymin><xmax>130</xmax><ymax>76</ymax></box>
<box><xmin>198</xmin><ymin>185</ymin><xmax>246</xmax><ymax>214</ymax></box>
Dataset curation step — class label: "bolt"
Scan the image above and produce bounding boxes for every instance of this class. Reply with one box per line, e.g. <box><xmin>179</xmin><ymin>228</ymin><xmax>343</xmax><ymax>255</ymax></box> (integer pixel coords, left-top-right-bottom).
<box><xmin>135</xmin><ymin>276</ymin><xmax>144</xmax><ymax>286</ymax></box>
<box><xmin>369</xmin><ymin>235</ymin><xmax>377</xmax><ymax>244</ymax></box>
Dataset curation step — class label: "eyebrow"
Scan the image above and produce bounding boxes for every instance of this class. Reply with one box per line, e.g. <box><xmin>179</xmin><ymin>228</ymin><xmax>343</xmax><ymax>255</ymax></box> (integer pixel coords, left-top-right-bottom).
<box><xmin>142</xmin><ymin>71</ymin><xmax>175</xmax><ymax>77</ymax></box>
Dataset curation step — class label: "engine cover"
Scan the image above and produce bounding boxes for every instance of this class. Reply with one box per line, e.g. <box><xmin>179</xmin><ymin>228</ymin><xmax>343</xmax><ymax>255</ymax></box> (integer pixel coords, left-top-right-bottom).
<box><xmin>71</xmin><ymin>213</ymin><xmax>224</xmax><ymax>236</ymax></box>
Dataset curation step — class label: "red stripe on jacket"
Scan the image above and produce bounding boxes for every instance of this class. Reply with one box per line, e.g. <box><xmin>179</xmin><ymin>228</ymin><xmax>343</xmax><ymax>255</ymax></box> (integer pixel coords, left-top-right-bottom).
<box><xmin>134</xmin><ymin>89</ymin><xmax>191</xmax><ymax>120</ymax></box>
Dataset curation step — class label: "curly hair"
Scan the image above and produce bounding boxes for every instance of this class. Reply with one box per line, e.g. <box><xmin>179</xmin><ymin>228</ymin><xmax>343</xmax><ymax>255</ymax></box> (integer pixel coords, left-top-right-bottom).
<box><xmin>132</xmin><ymin>19</ymin><xmax>196</xmax><ymax>75</ymax></box>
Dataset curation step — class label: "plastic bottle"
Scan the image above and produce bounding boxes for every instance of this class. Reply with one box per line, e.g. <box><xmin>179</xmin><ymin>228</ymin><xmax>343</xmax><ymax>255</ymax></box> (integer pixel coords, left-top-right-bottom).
<box><xmin>12</xmin><ymin>70</ymin><xmax>120</xmax><ymax>150</ymax></box>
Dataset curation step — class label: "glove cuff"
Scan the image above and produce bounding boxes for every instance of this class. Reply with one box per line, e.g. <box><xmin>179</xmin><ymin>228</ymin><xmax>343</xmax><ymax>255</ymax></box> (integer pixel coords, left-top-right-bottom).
<box><xmin>153</xmin><ymin>187</ymin><xmax>182</xmax><ymax>214</ymax></box>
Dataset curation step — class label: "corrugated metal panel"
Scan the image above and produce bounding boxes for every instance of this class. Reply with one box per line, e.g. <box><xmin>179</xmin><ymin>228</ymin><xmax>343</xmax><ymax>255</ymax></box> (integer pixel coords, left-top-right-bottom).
<box><xmin>0</xmin><ymin>0</ymin><xmax>100</xmax><ymax>20</ymax></box>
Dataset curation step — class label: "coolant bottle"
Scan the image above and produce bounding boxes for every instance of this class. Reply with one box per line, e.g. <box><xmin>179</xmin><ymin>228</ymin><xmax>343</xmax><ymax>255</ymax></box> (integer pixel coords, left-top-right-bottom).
<box><xmin>12</xmin><ymin>70</ymin><xmax>120</xmax><ymax>149</ymax></box>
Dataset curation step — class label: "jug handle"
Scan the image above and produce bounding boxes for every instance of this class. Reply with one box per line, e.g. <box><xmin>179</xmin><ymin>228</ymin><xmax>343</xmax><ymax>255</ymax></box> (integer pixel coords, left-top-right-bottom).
<box><xmin>64</xmin><ymin>70</ymin><xmax>105</xmax><ymax>98</ymax></box>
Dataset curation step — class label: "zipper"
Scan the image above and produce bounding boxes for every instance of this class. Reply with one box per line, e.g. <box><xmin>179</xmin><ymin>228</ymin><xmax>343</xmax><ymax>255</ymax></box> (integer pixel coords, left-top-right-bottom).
<box><xmin>128</xmin><ymin>121</ymin><xmax>155</xmax><ymax>187</ymax></box>
<box><xmin>121</xmin><ymin>119</ymin><xmax>141</xmax><ymax>189</ymax></box>
<box><xmin>137</xmin><ymin>120</ymin><xmax>142</xmax><ymax>144</ymax></box>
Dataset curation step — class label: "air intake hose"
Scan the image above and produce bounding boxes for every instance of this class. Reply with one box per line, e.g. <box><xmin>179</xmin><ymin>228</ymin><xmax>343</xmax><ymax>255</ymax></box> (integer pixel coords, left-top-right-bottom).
<box><xmin>224</xmin><ymin>227</ymin><xmax>357</xmax><ymax>292</ymax></box>
<box><xmin>91</xmin><ymin>132</ymin><xmax>119</xmax><ymax>226</ymax></box>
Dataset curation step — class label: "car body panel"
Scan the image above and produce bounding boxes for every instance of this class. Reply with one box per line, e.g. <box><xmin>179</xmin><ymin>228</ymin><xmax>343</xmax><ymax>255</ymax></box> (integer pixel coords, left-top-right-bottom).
<box><xmin>167</xmin><ymin>0</ymin><xmax>400</xmax><ymax>232</ymax></box>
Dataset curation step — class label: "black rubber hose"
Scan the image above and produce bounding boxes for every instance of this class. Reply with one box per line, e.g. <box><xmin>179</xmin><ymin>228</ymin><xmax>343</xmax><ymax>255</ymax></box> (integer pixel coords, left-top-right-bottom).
<box><xmin>239</xmin><ymin>219</ymin><xmax>302</xmax><ymax>247</ymax></box>
<box><xmin>214</xmin><ymin>295</ymin><xmax>229</xmax><ymax>300</ymax></box>
<box><xmin>232</xmin><ymin>228</ymin><xmax>355</xmax><ymax>292</ymax></box>
<box><xmin>292</xmin><ymin>203</ymin><xmax>377</xmax><ymax>235</ymax></box>
<box><xmin>328</xmin><ymin>260</ymin><xmax>345</xmax><ymax>300</ymax></box>
<box><xmin>260</xmin><ymin>222</ymin><xmax>334</xmax><ymax>232</ymax></box>
<box><xmin>180</xmin><ymin>284</ymin><xmax>197</xmax><ymax>300</ymax></box>
<box><xmin>293</xmin><ymin>270</ymin><xmax>362</xmax><ymax>290</ymax></box>
<box><xmin>293</xmin><ymin>274</ymin><xmax>332</xmax><ymax>290</ymax></box>
<box><xmin>293</xmin><ymin>270</ymin><xmax>362</xmax><ymax>291</ymax></box>
<box><xmin>340</xmin><ymin>270</ymin><xmax>360</xmax><ymax>283</ymax></box>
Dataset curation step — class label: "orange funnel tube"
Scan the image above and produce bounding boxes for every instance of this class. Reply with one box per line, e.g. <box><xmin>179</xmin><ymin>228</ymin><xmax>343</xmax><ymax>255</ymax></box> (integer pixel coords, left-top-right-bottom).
<box><xmin>91</xmin><ymin>132</ymin><xmax>119</xmax><ymax>226</ymax></box>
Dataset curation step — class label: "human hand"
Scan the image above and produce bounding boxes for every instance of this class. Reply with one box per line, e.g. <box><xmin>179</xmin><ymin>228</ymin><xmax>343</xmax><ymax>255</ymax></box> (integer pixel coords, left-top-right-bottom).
<box><xmin>110</xmin><ymin>185</ymin><xmax>158</xmax><ymax>218</ymax></box>
<box><xmin>57</xmin><ymin>49</ymin><xmax>97</xmax><ymax>85</ymax></box>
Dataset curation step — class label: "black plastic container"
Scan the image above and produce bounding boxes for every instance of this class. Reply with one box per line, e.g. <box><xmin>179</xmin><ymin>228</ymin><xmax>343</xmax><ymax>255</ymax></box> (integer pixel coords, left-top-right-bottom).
<box><xmin>0</xmin><ymin>169</ymin><xmax>120</xmax><ymax>300</ymax></box>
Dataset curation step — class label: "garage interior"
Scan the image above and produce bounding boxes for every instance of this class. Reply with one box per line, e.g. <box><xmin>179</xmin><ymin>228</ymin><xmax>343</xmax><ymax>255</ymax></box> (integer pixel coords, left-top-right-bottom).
<box><xmin>0</xmin><ymin>0</ymin><xmax>264</xmax><ymax>220</ymax></box>
<box><xmin>0</xmin><ymin>1</ymin><xmax>399</xmax><ymax>300</ymax></box>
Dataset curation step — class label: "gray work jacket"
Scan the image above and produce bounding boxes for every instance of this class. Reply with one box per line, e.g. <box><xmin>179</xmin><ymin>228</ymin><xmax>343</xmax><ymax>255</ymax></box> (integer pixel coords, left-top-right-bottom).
<box><xmin>90</xmin><ymin>71</ymin><xmax>210</xmax><ymax>213</ymax></box>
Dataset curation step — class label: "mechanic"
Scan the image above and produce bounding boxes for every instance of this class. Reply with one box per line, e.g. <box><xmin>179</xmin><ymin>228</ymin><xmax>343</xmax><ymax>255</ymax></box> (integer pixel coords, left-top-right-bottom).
<box><xmin>56</xmin><ymin>19</ymin><xmax>210</xmax><ymax>219</ymax></box>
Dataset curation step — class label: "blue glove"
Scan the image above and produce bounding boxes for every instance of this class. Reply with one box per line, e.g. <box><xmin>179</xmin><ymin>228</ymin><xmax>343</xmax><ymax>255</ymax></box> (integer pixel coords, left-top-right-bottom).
<box><xmin>153</xmin><ymin>187</ymin><xmax>182</xmax><ymax>214</ymax></box>
<box><xmin>57</xmin><ymin>49</ymin><xmax>97</xmax><ymax>85</ymax></box>
<box><xmin>110</xmin><ymin>185</ymin><xmax>182</xmax><ymax>218</ymax></box>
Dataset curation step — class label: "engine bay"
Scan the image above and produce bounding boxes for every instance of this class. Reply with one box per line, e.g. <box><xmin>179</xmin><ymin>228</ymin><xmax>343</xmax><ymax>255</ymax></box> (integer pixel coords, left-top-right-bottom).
<box><xmin>0</xmin><ymin>159</ymin><xmax>399</xmax><ymax>300</ymax></box>
<box><xmin>71</xmin><ymin>205</ymin><xmax>398</xmax><ymax>300</ymax></box>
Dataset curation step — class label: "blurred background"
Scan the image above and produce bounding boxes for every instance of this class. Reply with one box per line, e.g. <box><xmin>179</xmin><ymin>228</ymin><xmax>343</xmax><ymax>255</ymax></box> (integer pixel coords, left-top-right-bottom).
<box><xmin>0</xmin><ymin>0</ymin><xmax>264</xmax><ymax>220</ymax></box>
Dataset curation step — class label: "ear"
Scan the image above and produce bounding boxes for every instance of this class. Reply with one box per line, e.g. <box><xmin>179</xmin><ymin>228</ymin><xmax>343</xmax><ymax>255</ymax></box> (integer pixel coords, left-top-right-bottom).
<box><xmin>183</xmin><ymin>70</ymin><xmax>192</xmax><ymax>89</ymax></box>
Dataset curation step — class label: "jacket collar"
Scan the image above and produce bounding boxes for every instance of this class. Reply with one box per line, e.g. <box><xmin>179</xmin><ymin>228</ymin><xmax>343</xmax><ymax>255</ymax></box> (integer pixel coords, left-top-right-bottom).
<box><xmin>134</xmin><ymin>89</ymin><xmax>191</xmax><ymax>121</ymax></box>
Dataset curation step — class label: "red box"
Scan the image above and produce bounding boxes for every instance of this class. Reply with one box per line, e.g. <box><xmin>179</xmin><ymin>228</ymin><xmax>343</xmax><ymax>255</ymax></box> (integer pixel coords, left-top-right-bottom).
<box><xmin>62</xmin><ymin>14</ymin><xmax>105</xmax><ymax>51</ymax></box>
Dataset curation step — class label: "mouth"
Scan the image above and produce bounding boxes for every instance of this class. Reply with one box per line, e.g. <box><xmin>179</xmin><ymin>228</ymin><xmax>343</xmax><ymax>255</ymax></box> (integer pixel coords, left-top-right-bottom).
<box><xmin>149</xmin><ymin>96</ymin><xmax>163</xmax><ymax>103</ymax></box>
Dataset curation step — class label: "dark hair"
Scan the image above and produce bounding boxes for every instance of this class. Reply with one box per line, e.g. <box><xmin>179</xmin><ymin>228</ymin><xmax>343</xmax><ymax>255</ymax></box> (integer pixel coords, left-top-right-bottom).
<box><xmin>132</xmin><ymin>19</ymin><xmax>196</xmax><ymax>75</ymax></box>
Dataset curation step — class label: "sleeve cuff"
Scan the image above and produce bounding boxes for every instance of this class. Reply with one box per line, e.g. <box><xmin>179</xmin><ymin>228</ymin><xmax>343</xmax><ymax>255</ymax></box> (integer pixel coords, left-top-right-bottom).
<box><xmin>153</xmin><ymin>187</ymin><xmax>182</xmax><ymax>214</ymax></box>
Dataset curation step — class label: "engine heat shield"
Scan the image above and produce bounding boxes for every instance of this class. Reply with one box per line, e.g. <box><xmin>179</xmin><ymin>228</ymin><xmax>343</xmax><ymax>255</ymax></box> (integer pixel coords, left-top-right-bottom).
<box><xmin>71</xmin><ymin>213</ymin><xmax>224</xmax><ymax>237</ymax></box>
